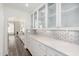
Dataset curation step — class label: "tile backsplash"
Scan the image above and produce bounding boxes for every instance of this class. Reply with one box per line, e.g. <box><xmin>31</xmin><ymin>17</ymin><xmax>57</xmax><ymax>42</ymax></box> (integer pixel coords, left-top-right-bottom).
<box><xmin>31</xmin><ymin>30</ymin><xmax>79</xmax><ymax>45</ymax></box>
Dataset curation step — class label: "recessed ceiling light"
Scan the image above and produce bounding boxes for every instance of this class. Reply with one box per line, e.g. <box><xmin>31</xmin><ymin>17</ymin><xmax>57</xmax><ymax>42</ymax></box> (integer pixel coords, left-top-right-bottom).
<box><xmin>25</xmin><ymin>3</ymin><xmax>29</xmax><ymax>7</ymax></box>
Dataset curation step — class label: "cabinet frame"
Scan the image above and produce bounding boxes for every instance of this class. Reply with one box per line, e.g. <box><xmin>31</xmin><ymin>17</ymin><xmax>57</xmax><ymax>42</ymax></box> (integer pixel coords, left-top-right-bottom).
<box><xmin>31</xmin><ymin>3</ymin><xmax>79</xmax><ymax>31</ymax></box>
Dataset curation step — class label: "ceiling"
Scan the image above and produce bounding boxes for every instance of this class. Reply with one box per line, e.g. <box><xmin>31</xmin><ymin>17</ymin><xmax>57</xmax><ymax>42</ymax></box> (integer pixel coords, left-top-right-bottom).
<box><xmin>4</xmin><ymin>3</ymin><xmax>42</xmax><ymax>13</ymax></box>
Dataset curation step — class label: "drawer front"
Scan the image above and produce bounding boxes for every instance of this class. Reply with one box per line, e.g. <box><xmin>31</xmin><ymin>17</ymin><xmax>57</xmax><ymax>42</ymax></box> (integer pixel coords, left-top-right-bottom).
<box><xmin>46</xmin><ymin>47</ymin><xmax>56</xmax><ymax>56</ymax></box>
<box><xmin>38</xmin><ymin>42</ymin><xmax>46</xmax><ymax>51</ymax></box>
<box><xmin>29</xmin><ymin>39</ymin><xmax>46</xmax><ymax>56</ymax></box>
<box><xmin>33</xmin><ymin>40</ymin><xmax>46</xmax><ymax>56</ymax></box>
<box><xmin>29</xmin><ymin>39</ymin><xmax>35</xmax><ymax>54</ymax></box>
<box><xmin>29</xmin><ymin>38</ymin><xmax>65</xmax><ymax>56</ymax></box>
<box><xmin>46</xmin><ymin>47</ymin><xmax>64</xmax><ymax>56</ymax></box>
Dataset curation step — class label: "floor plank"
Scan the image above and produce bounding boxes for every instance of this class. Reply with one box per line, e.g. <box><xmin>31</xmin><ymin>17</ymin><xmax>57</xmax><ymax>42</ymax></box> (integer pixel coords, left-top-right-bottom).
<box><xmin>8</xmin><ymin>35</ymin><xmax>31</xmax><ymax>56</ymax></box>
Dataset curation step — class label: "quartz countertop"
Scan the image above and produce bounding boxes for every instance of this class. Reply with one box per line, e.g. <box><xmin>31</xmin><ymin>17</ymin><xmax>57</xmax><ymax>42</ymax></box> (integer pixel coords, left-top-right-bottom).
<box><xmin>30</xmin><ymin>34</ymin><xmax>79</xmax><ymax>56</ymax></box>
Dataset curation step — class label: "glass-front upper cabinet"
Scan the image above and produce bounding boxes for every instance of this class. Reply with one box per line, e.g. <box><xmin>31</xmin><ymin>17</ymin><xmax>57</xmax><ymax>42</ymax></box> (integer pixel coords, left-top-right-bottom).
<box><xmin>34</xmin><ymin>12</ymin><xmax>37</xmax><ymax>28</ymax></box>
<box><xmin>61</xmin><ymin>3</ymin><xmax>79</xmax><ymax>27</ymax></box>
<box><xmin>38</xmin><ymin>5</ymin><xmax>46</xmax><ymax>28</ymax></box>
<box><xmin>31</xmin><ymin>14</ymin><xmax>33</xmax><ymax>28</ymax></box>
<box><xmin>48</xmin><ymin>3</ymin><xmax>56</xmax><ymax>28</ymax></box>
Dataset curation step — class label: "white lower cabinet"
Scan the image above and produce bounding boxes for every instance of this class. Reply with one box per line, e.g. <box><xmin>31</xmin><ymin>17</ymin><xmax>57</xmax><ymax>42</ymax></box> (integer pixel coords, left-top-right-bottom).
<box><xmin>29</xmin><ymin>39</ymin><xmax>35</xmax><ymax>55</ymax></box>
<box><xmin>34</xmin><ymin>42</ymin><xmax>46</xmax><ymax>56</ymax></box>
<box><xmin>30</xmin><ymin>39</ymin><xmax>46</xmax><ymax>56</ymax></box>
<box><xmin>46</xmin><ymin>46</ymin><xmax>64</xmax><ymax>56</ymax></box>
<box><xmin>29</xmin><ymin>38</ymin><xmax>65</xmax><ymax>56</ymax></box>
<box><xmin>46</xmin><ymin>47</ymin><xmax>56</xmax><ymax>56</ymax></box>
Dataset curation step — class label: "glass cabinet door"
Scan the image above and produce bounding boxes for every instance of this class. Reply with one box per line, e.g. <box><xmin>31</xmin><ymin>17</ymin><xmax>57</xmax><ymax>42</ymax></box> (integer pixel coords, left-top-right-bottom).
<box><xmin>31</xmin><ymin>14</ymin><xmax>33</xmax><ymax>28</ymax></box>
<box><xmin>61</xmin><ymin>3</ymin><xmax>79</xmax><ymax>27</ymax></box>
<box><xmin>38</xmin><ymin>5</ymin><xmax>46</xmax><ymax>28</ymax></box>
<box><xmin>34</xmin><ymin>12</ymin><xmax>37</xmax><ymax>28</ymax></box>
<box><xmin>48</xmin><ymin>3</ymin><xmax>56</xmax><ymax>28</ymax></box>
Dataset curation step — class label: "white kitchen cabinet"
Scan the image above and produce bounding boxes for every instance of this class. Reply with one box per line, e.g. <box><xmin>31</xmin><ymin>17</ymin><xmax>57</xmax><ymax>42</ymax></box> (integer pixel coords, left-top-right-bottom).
<box><xmin>34</xmin><ymin>41</ymin><xmax>46</xmax><ymax>56</ymax></box>
<box><xmin>30</xmin><ymin>39</ymin><xmax>40</xmax><ymax>56</ymax></box>
<box><xmin>31</xmin><ymin>3</ymin><xmax>58</xmax><ymax>29</ymax></box>
<box><xmin>28</xmin><ymin>38</ymin><xmax>35</xmax><ymax>55</ymax></box>
<box><xmin>29</xmin><ymin>38</ymin><xmax>67</xmax><ymax>56</ymax></box>
<box><xmin>25</xmin><ymin>29</ymin><xmax>31</xmax><ymax>49</ymax></box>
<box><xmin>29</xmin><ymin>39</ymin><xmax>46</xmax><ymax>56</ymax></box>
<box><xmin>31</xmin><ymin>3</ymin><xmax>79</xmax><ymax>30</ymax></box>
<box><xmin>46</xmin><ymin>46</ymin><xmax>65</xmax><ymax>56</ymax></box>
<box><xmin>46</xmin><ymin>47</ymin><xmax>56</xmax><ymax>56</ymax></box>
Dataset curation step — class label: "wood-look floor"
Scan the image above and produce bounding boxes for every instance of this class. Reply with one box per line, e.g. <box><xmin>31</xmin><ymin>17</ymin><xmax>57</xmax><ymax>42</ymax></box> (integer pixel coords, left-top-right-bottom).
<box><xmin>8</xmin><ymin>35</ymin><xmax>31</xmax><ymax>56</ymax></box>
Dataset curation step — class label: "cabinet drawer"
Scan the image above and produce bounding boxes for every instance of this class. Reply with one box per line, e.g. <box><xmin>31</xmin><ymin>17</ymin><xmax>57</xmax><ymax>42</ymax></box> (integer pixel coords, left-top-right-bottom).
<box><xmin>29</xmin><ymin>39</ymin><xmax>46</xmax><ymax>56</ymax></box>
<box><xmin>38</xmin><ymin>41</ymin><xmax>46</xmax><ymax>51</ymax></box>
<box><xmin>46</xmin><ymin>47</ymin><xmax>56</xmax><ymax>56</ymax></box>
<box><xmin>33</xmin><ymin>40</ymin><xmax>46</xmax><ymax>56</ymax></box>
<box><xmin>46</xmin><ymin>47</ymin><xmax>65</xmax><ymax>56</ymax></box>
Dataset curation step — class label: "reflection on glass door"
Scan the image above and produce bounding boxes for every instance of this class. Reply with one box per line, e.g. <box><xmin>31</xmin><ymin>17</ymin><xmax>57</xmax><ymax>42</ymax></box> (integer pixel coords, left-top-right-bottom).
<box><xmin>38</xmin><ymin>5</ymin><xmax>45</xmax><ymax>28</ymax></box>
<box><xmin>61</xmin><ymin>3</ymin><xmax>79</xmax><ymax>27</ymax></box>
<box><xmin>34</xmin><ymin>12</ymin><xmax>38</xmax><ymax>28</ymax></box>
<box><xmin>8</xmin><ymin>23</ymin><xmax>14</xmax><ymax>34</ymax></box>
<box><xmin>31</xmin><ymin>14</ymin><xmax>33</xmax><ymax>28</ymax></box>
<box><xmin>48</xmin><ymin>3</ymin><xmax>56</xmax><ymax>28</ymax></box>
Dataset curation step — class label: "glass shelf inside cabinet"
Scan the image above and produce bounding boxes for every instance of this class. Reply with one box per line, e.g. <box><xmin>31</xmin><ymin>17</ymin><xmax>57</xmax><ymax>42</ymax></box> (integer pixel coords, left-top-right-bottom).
<box><xmin>34</xmin><ymin>12</ymin><xmax>38</xmax><ymax>28</ymax></box>
<box><xmin>48</xmin><ymin>3</ymin><xmax>56</xmax><ymax>28</ymax></box>
<box><xmin>38</xmin><ymin>5</ymin><xmax>45</xmax><ymax>28</ymax></box>
<box><xmin>61</xmin><ymin>3</ymin><xmax>79</xmax><ymax>27</ymax></box>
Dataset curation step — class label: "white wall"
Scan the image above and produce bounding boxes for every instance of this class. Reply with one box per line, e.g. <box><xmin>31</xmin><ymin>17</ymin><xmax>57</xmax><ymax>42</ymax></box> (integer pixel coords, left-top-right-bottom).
<box><xmin>0</xmin><ymin>4</ymin><xmax>6</xmax><ymax>56</ymax></box>
<box><xmin>4</xmin><ymin>5</ymin><xmax>31</xmax><ymax>29</ymax></box>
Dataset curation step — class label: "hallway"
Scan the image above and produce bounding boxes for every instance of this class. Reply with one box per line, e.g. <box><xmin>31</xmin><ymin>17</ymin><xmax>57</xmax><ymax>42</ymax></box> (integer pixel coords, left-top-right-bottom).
<box><xmin>8</xmin><ymin>35</ymin><xmax>31</xmax><ymax>56</ymax></box>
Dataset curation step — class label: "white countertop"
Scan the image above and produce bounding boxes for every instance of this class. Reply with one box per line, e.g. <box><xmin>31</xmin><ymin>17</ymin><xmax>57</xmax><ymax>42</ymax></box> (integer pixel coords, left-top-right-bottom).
<box><xmin>30</xmin><ymin>34</ymin><xmax>79</xmax><ymax>56</ymax></box>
